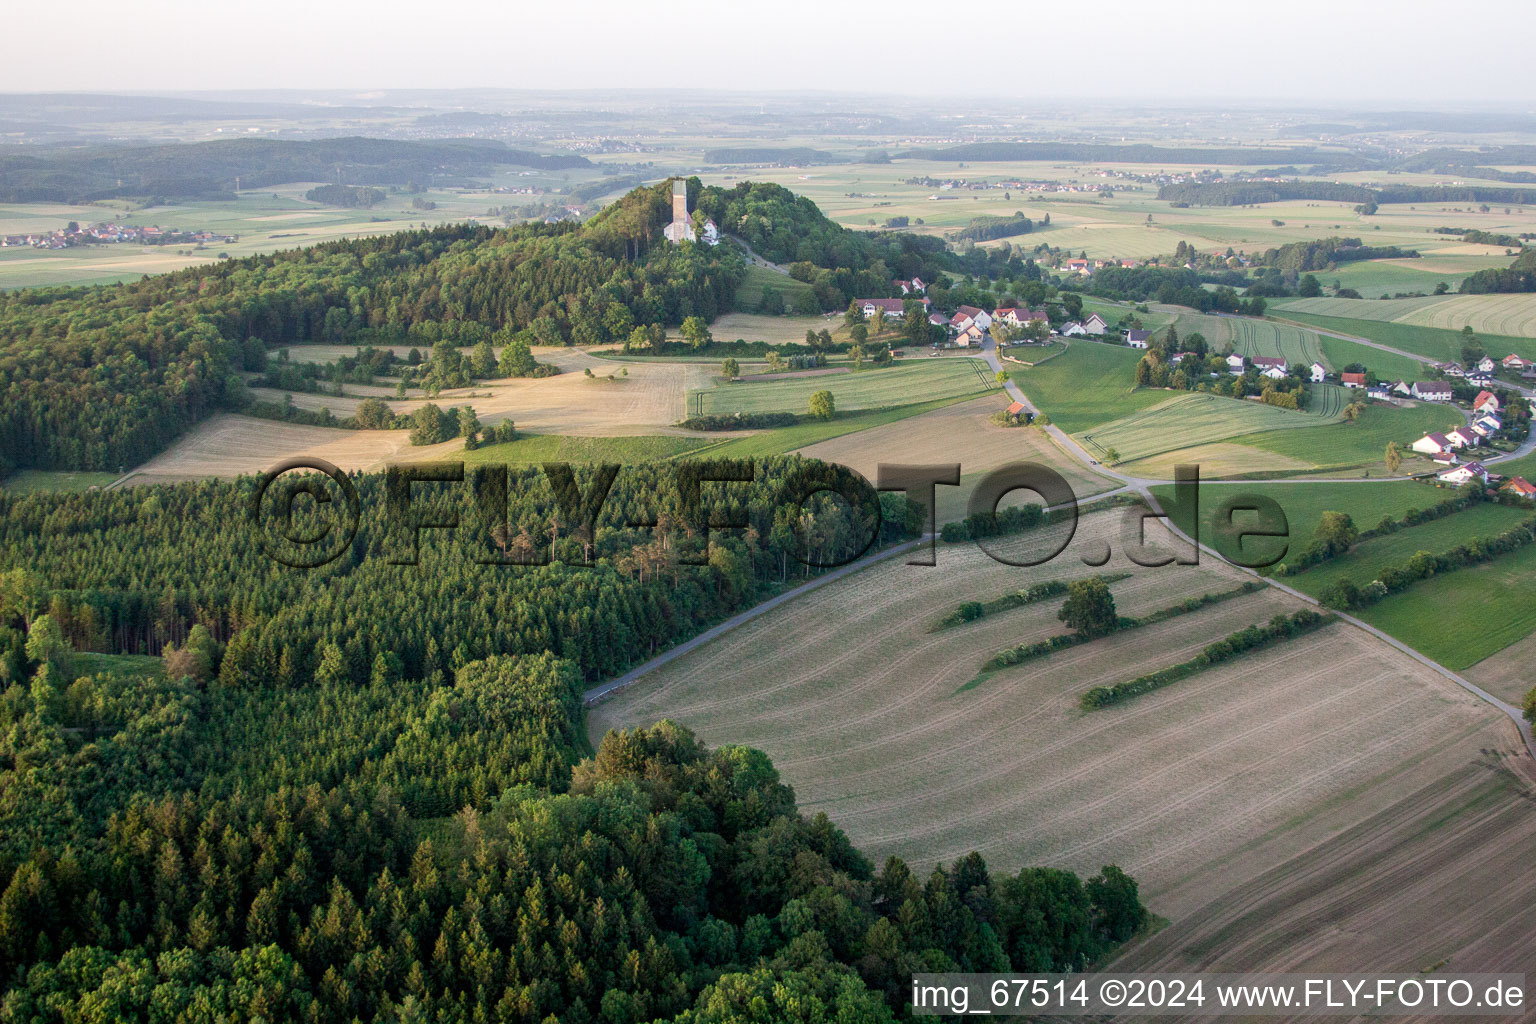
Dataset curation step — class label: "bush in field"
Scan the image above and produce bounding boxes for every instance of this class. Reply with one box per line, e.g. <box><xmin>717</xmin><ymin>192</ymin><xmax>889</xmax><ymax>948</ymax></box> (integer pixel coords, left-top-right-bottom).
<box><xmin>808</xmin><ymin>390</ymin><xmax>835</xmax><ymax>420</ymax></box>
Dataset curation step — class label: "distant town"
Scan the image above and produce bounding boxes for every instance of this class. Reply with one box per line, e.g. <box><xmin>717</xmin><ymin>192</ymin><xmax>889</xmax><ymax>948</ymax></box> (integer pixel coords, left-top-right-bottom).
<box><xmin>0</xmin><ymin>221</ymin><xmax>238</xmax><ymax>250</ymax></box>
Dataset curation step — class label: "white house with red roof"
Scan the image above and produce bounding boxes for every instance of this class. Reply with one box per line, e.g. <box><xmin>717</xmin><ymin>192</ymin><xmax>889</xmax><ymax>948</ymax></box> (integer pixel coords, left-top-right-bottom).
<box><xmin>1503</xmin><ymin>477</ymin><xmax>1536</xmax><ymax>500</ymax></box>
<box><xmin>1503</xmin><ymin>354</ymin><xmax>1527</xmax><ymax>370</ymax></box>
<box><xmin>1473</xmin><ymin>390</ymin><xmax>1501</xmax><ymax>415</ymax></box>
<box><xmin>949</xmin><ymin>305</ymin><xmax>992</xmax><ymax>331</ymax></box>
<box><xmin>856</xmin><ymin>297</ymin><xmax>928</xmax><ymax>319</ymax></box>
<box><xmin>1444</xmin><ymin>425</ymin><xmax>1479</xmax><ymax>449</ymax></box>
<box><xmin>1342</xmin><ymin>371</ymin><xmax>1367</xmax><ymax>388</ymax></box>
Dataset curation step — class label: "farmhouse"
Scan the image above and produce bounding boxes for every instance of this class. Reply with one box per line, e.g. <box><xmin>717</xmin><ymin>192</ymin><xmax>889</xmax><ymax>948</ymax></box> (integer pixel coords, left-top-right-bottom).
<box><xmin>954</xmin><ymin>324</ymin><xmax>986</xmax><ymax>347</ymax></box>
<box><xmin>1126</xmin><ymin>329</ymin><xmax>1150</xmax><ymax>349</ymax></box>
<box><xmin>1503</xmin><ymin>477</ymin><xmax>1536</xmax><ymax>500</ymax></box>
<box><xmin>894</xmin><ymin>276</ymin><xmax>925</xmax><ymax>294</ymax></box>
<box><xmin>1060</xmin><ymin>321</ymin><xmax>1086</xmax><ymax>336</ymax></box>
<box><xmin>1412</xmin><ymin>382</ymin><xmax>1454</xmax><ymax>401</ymax></box>
<box><xmin>1392</xmin><ymin>381</ymin><xmax>1414</xmax><ymax>397</ymax></box>
<box><xmin>1342</xmin><ymin>372</ymin><xmax>1367</xmax><ymax>388</ymax></box>
<box><xmin>1065</xmin><ymin>258</ymin><xmax>1092</xmax><ymax>275</ymax></box>
<box><xmin>1473</xmin><ymin>390</ymin><xmax>1501</xmax><ymax>415</ymax></box>
<box><xmin>927</xmin><ymin>312</ymin><xmax>948</xmax><ymax>328</ymax></box>
<box><xmin>1437</xmin><ymin>361</ymin><xmax>1466</xmax><ymax>377</ymax></box>
<box><xmin>1226</xmin><ymin>354</ymin><xmax>1247</xmax><ymax>373</ymax></box>
<box><xmin>994</xmin><ymin>307</ymin><xmax>1047</xmax><ymax>328</ymax></box>
<box><xmin>1368</xmin><ymin>385</ymin><xmax>1391</xmax><ymax>400</ymax></box>
<box><xmin>1253</xmin><ymin>356</ymin><xmax>1288</xmax><ymax>374</ymax></box>
<box><xmin>1503</xmin><ymin>354</ymin><xmax>1528</xmax><ymax>370</ymax></box>
<box><xmin>1309</xmin><ymin>362</ymin><xmax>1327</xmax><ymax>383</ymax></box>
<box><xmin>1260</xmin><ymin>366</ymin><xmax>1288</xmax><ymax>381</ymax></box>
<box><xmin>1438</xmin><ymin>461</ymin><xmax>1489</xmax><ymax>486</ymax></box>
<box><xmin>1081</xmin><ymin>313</ymin><xmax>1108</xmax><ymax>335</ymax></box>
<box><xmin>1477</xmin><ymin>356</ymin><xmax>1497</xmax><ymax>374</ymax></box>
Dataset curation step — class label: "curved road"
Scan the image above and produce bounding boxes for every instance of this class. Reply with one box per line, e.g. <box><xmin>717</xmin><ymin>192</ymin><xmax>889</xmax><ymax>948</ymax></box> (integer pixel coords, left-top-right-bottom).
<box><xmin>981</xmin><ymin>339</ymin><xmax>1536</xmax><ymax>759</ymax></box>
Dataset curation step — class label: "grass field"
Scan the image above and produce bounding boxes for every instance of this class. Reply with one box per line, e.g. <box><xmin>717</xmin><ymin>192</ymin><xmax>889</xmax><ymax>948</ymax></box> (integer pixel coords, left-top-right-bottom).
<box><xmin>1080</xmin><ymin>392</ymin><xmax>1337</xmax><ymax>466</ymax></box>
<box><xmin>1236</xmin><ymin>399</ymin><xmax>1456</xmax><ymax>473</ymax></box>
<box><xmin>1283</xmin><ymin>310</ymin><xmax>1536</xmax><ymax>365</ymax></box>
<box><xmin>458</xmin><ymin>433</ymin><xmax>717</xmax><ymax>466</ymax></box>
<box><xmin>689</xmin><ymin>358</ymin><xmax>998</xmax><ymax>417</ymax></box>
<box><xmin>588</xmin><ymin>510</ymin><xmax>1519</xmax><ymax>939</ymax></box>
<box><xmin>732</xmin><ymin>265</ymin><xmax>818</xmax><ymax>313</ymax></box>
<box><xmin>1176</xmin><ymin>314</ymin><xmax>1327</xmax><ymax>368</ymax></box>
<box><xmin>791</xmin><ymin>394</ymin><xmax>1119</xmax><ymax>522</ymax></box>
<box><xmin>0</xmin><ymin>469</ymin><xmax>119</xmax><ymax>494</ymax></box>
<box><xmin>1316</xmin><ymin>335</ymin><xmax>1428</xmax><ymax>383</ymax></box>
<box><xmin>1280</xmin><ymin>294</ymin><xmax>1536</xmax><ymax>346</ymax></box>
<box><xmin>1281</xmin><ymin>502</ymin><xmax>1532</xmax><ymax>597</ymax></box>
<box><xmin>1356</xmin><ymin>540</ymin><xmax>1536</xmax><ymax>670</ymax></box>
<box><xmin>1011</xmin><ymin>340</ymin><xmax>1164</xmax><ymax>434</ymax></box>
<box><xmin>1149</xmin><ymin>480</ymin><xmax>1450</xmax><ymax>568</ymax></box>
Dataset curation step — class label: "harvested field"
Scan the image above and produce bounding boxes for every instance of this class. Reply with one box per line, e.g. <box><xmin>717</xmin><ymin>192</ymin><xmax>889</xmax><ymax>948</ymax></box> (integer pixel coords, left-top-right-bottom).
<box><xmin>124</xmin><ymin>413</ymin><xmax>418</xmax><ymax>483</ymax></box>
<box><xmin>793</xmin><ymin>394</ymin><xmax>1120</xmax><ymax>523</ymax></box>
<box><xmin>1110</xmin><ymin>746</ymin><xmax>1536</xmax><ymax>990</ymax></box>
<box><xmin>1467</xmin><ymin>631</ymin><xmax>1536</xmax><ymax>706</ymax></box>
<box><xmin>589</xmin><ymin>511</ymin><xmax>1509</xmax><ymax>926</ymax></box>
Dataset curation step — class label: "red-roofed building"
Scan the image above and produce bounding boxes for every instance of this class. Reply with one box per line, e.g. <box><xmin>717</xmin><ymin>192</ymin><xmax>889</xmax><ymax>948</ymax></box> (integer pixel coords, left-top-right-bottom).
<box><xmin>1342</xmin><ymin>372</ymin><xmax>1367</xmax><ymax>388</ymax></box>
<box><xmin>1503</xmin><ymin>477</ymin><xmax>1536</xmax><ymax>499</ymax></box>
<box><xmin>1473</xmin><ymin>390</ymin><xmax>1501</xmax><ymax>415</ymax></box>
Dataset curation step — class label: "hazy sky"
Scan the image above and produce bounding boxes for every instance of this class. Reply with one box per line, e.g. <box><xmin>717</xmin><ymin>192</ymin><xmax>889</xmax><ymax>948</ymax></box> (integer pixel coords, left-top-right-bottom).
<box><xmin>9</xmin><ymin>0</ymin><xmax>1534</xmax><ymax>104</ymax></box>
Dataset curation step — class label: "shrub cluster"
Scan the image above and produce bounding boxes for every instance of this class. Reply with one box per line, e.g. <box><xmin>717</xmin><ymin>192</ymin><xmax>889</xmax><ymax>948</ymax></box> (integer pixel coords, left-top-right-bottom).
<box><xmin>681</xmin><ymin>412</ymin><xmax>800</xmax><ymax>431</ymax></box>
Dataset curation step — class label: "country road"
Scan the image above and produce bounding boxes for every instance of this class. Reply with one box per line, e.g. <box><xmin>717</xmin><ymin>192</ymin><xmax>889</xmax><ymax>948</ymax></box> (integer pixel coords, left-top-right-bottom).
<box><xmin>582</xmin><ymin>333</ymin><xmax>1536</xmax><ymax>762</ymax></box>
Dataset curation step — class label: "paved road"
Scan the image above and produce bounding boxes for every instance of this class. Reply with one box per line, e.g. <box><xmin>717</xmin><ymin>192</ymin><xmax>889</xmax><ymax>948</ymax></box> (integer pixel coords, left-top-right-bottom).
<box><xmin>983</xmin><ymin>338</ymin><xmax>1536</xmax><ymax>760</ymax></box>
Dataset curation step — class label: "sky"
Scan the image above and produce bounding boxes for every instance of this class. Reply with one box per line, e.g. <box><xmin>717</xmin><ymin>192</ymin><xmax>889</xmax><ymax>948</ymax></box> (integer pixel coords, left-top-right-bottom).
<box><xmin>8</xmin><ymin>0</ymin><xmax>1534</xmax><ymax>105</ymax></box>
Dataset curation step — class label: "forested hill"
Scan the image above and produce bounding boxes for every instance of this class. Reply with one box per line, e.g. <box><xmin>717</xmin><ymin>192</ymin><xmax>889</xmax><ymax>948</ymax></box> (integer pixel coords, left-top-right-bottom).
<box><xmin>1158</xmin><ymin>180</ymin><xmax>1536</xmax><ymax>207</ymax></box>
<box><xmin>0</xmin><ymin>177</ymin><xmax>945</xmax><ymax>476</ymax></box>
<box><xmin>0</xmin><ymin>466</ymin><xmax>1146</xmax><ymax>1020</ymax></box>
<box><xmin>0</xmin><ymin>180</ymin><xmax>741</xmax><ymax>475</ymax></box>
<box><xmin>0</xmin><ymin>136</ymin><xmax>593</xmax><ymax>203</ymax></box>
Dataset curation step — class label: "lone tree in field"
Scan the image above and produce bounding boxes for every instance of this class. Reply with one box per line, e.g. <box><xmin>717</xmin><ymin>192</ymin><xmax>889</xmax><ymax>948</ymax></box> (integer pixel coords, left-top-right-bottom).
<box><xmin>1058</xmin><ymin>578</ymin><xmax>1119</xmax><ymax>638</ymax></box>
<box><xmin>721</xmin><ymin>358</ymin><xmax>739</xmax><ymax>379</ymax></box>
<box><xmin>681</xmin><ymin>316</ymin><xmax>712</xmax><ymax>349</ymax></box>
<box><xmin>1312</xmin><ymin>510</ymin><xmax>1358</xmax><ymax>557</ymax></box>
<box><xmin>808</xmin><ymin>390</ymin><xmax>835</xmax><ymax>421</ymax></box>
<box><xmin>1384</xmin><ymin>441</ymin><xmax>1402</xmax><ymax>474</ymax></box>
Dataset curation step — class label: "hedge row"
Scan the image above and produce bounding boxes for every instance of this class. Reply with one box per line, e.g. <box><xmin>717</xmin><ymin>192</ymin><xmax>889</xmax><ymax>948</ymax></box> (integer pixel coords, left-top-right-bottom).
<box><xmin>1081</xmin><ymin>608</ymin><xmax>1331</xmax><ymax>709</ymax></box>
<box><xmin>937</xmin><ymin>572</ymin><xmax>1132</xmax><ymax>629</ymax></box>
<box><xmin>680</xmin><ymin>412</ymin><xmax>801</xmax><ymax>431</ymax></box>
<box><xmin>983</xmin><ymin>581</ymin><xmax>1266</xmax><ymax>672</ymax></box>
<box><xmin>1317</xmin><ymin>515</ymin><xmax>1536</xmax><ymax>611</ymax></box>
<box><xmin>939</xmin><ymin>493</ymin><xmax>1140</xmax><ymax>544</ymax></box>
<box><xmin>1276</xmin><ymin>489</ymin><xmax>1485</xmax><ymax>576</ymax></box>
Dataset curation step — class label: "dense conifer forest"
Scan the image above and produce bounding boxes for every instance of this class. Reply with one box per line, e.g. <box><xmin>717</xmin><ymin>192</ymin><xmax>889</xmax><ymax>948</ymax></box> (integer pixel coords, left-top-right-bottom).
<box><xmin>0</xmin><ymin>464</ymin><xmax>1145</xmax><ymax>1021</ymax></box>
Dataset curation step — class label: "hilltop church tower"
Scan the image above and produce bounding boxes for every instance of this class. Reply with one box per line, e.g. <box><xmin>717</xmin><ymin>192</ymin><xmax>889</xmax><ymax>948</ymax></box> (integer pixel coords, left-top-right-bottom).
<box><xmin>663</xmin><ymin>179</ymin><xmax>696</xmax><ymax>243</ymax></box>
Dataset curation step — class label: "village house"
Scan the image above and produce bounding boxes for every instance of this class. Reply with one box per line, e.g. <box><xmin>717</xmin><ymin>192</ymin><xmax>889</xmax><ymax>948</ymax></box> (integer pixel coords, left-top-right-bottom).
<box><xmin>1440</xmin><ymin>362</ymin><xmax>1466</xmax><ymax>377</ymax></box>
<box><xmin>1392</xmin><ymin>381</ymin><xmax>1414</xmax><ymax>397</ymax></box>
<box><xmin>1438</xmin><ymin>461</ymin><xmax>1489</xmax><ymax>486</ymax></box>
<box><xmin>1342</xmin><ymin>371</ymin><xmax>1367</xmax><ymax>388</ymax></box>
<box><xmin>993</xmin><ymin>307</ymin><xmax>1047</xmax><ymax>328</ymax></box>
<box><xmin>1126</xmin><ymin>329</ymin><xmax>1150</xmax><ymax>349</ymax></box>
<box><xmin>949</xmin><ymin>305</ymin><xmax>992</xmax><ymax>331</ymax></box>
<box><xmin>1412</xmin><ymin>382</ymin><xmax>1454</xmax><ymax>401</ymax></box>
<box><xmin>1473</xmin><ymin>414</ymin><xmax>1502</xmax><ymax>438</ymax></box>
<box><xmin>1473</xmin><ymin>390</ymin><xmax>1501</xmax><ymax>415</ymax></box>
<box><xmin>1309</xmin><ymin>362</ymin><xmax>1327</xmax><ymax>383</ymax></box>
<box><xmin>1226</xmin><ymin>353</ymin><xmax>1248</xmax><ymax>373</ymax></box>
<box><xmin>953</xmin><ymin>323</ymin><xmax>986</xmax><ymax>347</ymax></box>
<box><xmin>1080</xmin><ymin>313</ymin><xmax>1108</xmax><ymax>335</ymax></box>
<box><xmin>700</xmin><ymin>218</ymin><xmax>720</xmax><ymax>246</ymax></box>
<box><xmin>1252</xmin><ymin>356</ymin><xmax>1287</xmax><ymax>374</ymax></box>
<box><xmin>1259</xmin><ymin>365</ymin><xmax>1287</xmax><ymax>381</ymax></box>
<box><xmin>1059</xmin><ymin>321</ymin><xmax>1085</xmax><ymax>336</ymax></box>
<box><xmin>1411</xmin><ymin>433</ymin><xmax>1442</xmax><ymax>453</ymax></box>
<box><xmin>1432</xmin><ymin>451</ymin><xmax>1459</xmax><ymax>467</ymax></box>
<box><xmin>1477</xmin><ymin>356</ymin><xmax>1497</xmax><ymax>374</ymax></box>
<box><xmin>1367</xmin><ymin>385</ymin><xmax>1392</xmax><ymax>400</ymax></box>
<box><xmin>1503</xmin><ymin>477</ymin><xmax>1536</xmax><ymax>500</ymax></box>
<box><xmin>1503</xmin><ymin>354</ymin><xmax>1528</xmax><ymax>371</ymax></box>
<box><xmin>1444</xmin><ymin>425</ymin><xmax>1479</xmax><ymax>449</ymax></box>
<box><xmin>1065</xmin><ymin>258</ymin><xmax>1091</xmax><ymax>275</ymax></box>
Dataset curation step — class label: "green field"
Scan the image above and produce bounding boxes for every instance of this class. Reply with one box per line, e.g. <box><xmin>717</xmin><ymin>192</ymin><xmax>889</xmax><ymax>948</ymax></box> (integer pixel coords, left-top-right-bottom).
<box><xmin>689</xmin><ymin>358</ymin><xmax>998</xmax><ymax>417</ymax></box>
<box><xmin>1174</xmin><ymin>314</ymin><xmax>1328</xmax><ymax>368</ymax></box>
<box><xmin>733</xmin><ymin>264</ymin><xmax>819</xmax><ymax>313</ymax></box>
<box><xmin>1282</xmin><ymin>502</ymin><xmax>1532</xmax><ymax>596</ymax></box>
<box><xmin>1010</xmin><ymin>340</ymin><xmax>1163</xmax><ymax>434</ymax></box>
<box><xmin>1237</xmin><ymin>400</ymin><xmax>1457</xmax><ymax>472</ymax></box>
<box><xmin>1</xmin><ymin>469</ymin><xmax>120</xmax><ymax>494</ymax></box>
<box><xmin>1316</xmin><ymin>335</ymin><xmax>1428</xmax><ymax>383</ymax></box>
<box><xmin>458</xmin><ymin>433</ymin><xmax>718</xmax><ymax>466</ymax></box>
<box><xmin>1282</xmin><ymin>310</ymin><xmax>1536</xmax><ymax>365</ymax></box>
<box><xmin>1357</xmin><ymin>540</ymin><xmax>1536</xmax><ymax>670</ymax></box>
<box><xmin>1279</xmin><ymin>294</ymin><xmax>1536</xmax><ymax>347</ymax></box>
<box><xmin>1081</xmin><ymin>391</ymin><xmax>1337</xmax><ymax>465</ymax></box>
<box><xmin>1322</xmin><ymin>257</ymin><xmax>1502</xmax><ymax>299</ymax></box>
<box><xmin>1149</xmin><ymin>479</ymin><xmax>1449</xmax><ymax>569</ymax></box>
<box><xmin>705</xmin><ymin>395</ymin><xmax>993</xmax><ymax>458</ymax></box>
